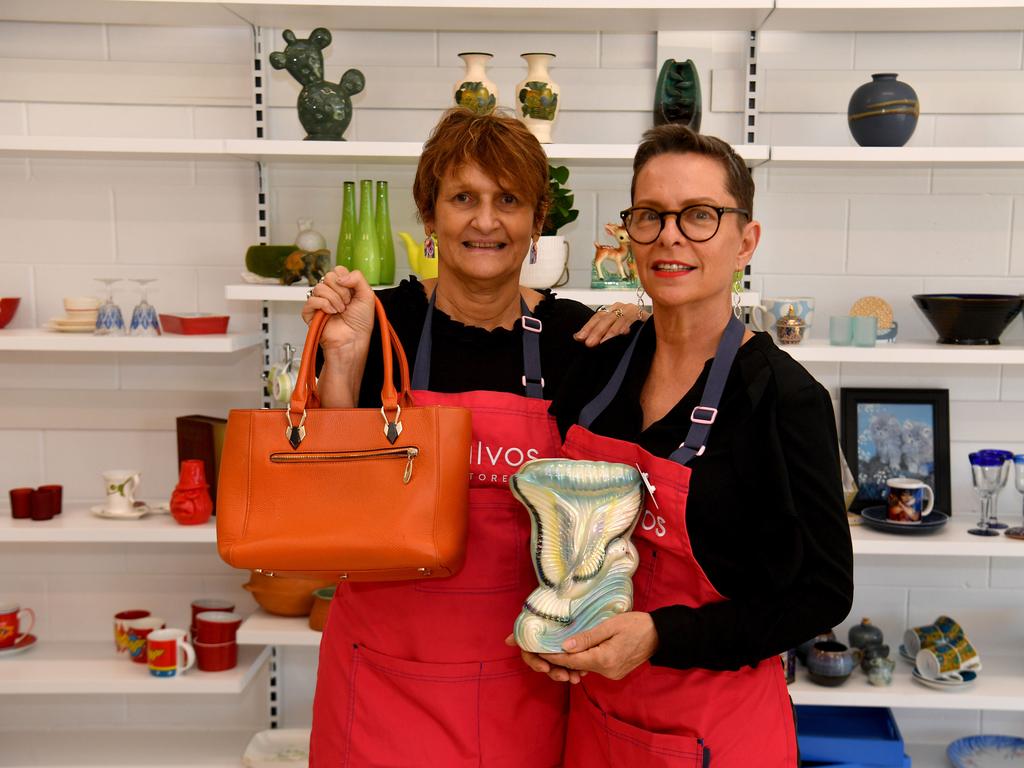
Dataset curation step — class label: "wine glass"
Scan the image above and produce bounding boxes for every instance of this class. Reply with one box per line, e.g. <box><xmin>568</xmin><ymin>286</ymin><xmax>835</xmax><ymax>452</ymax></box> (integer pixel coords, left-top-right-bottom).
<box><xmin>94</xmin><ymin>278</ymin><xmax>125</xmax><ymax>336</ymax></box>
<box><xmin>968</xmin><ymin>452</ymin><xmax>1001</xmax><ymax>537</ymax></box>
<box><xmin>1009</xmin><ymin>454</ymin><xmax>1024</xmax><ymax>538</ymax></box>
<box><xmin>977</xmin><ymin>449</ymin><xmax>1012</xmax><ymax>530</ymax></box>
<box><xmin>127</xmin><ymin>278</ymin><xmax>161</xmax><ymax>337</ymax></box>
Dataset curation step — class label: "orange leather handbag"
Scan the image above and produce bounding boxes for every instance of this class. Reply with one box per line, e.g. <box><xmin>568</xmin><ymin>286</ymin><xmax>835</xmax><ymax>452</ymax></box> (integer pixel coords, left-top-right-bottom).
<box><xmin>216</xmin><ymin>298</ymin><xmax>471</xmax><ymax>581</ymax></box>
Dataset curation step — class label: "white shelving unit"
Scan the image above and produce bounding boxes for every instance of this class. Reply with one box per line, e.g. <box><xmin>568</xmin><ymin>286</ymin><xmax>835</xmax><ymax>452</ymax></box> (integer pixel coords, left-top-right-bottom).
<box><xmin>784</xmin><ymin>339</ymin><xmax>1024</xmax><ymax>365</ymax></box>
<box><xmin>0</xmin><ymin>329</ymin><xmax>263</xmax><ymax>354</ymax></box>
<box><xmin>0</xmin><ymin>506</ymin><xmax>214</xmax><ymax>543</ymax></box>
<box><xmin>765</xmin><ymin>1</ymin><xmax>1024</xmax><ymax>32</ymax></box>
<box><xmin>1</xmin><ymin>729</ymin><xmax>258</xmax><ymax>768</ymax></box>
<box><xmin>0</xmin><ymin>644</ymin><xmax>270</xmax><ymax>695</ymax></box>
<box><xmin>237</xmin><ymin>609</ymin><xmax>321</xmax><ymax>647</ymax></box>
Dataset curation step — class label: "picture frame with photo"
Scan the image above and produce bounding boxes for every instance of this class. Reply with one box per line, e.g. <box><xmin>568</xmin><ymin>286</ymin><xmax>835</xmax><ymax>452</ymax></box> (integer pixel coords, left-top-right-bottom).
<box><xmin>839</xmin><ymin>388</ymin><xmax>951</xmax><ymax>514</ymax></box>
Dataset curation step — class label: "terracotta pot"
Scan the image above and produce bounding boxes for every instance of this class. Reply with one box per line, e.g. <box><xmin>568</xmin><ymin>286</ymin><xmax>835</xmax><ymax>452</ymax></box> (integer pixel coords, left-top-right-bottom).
<box><xmin>308</xmin><ymin>586</ymin><xmax>336</xmax><ymax>632</ymax></box>
<box><xmin>243</xmin><ymin>571</ymin><xmax>336</xmax><ymax>617</ymax></box>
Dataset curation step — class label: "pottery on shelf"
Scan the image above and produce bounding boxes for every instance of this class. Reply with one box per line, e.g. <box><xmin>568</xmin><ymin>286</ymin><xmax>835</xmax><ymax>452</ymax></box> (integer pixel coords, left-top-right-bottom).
<box><xmin>269</xmin><ymin>28</ymin><xmax>365</xmax><ymax>141</ymax></box>
<box><xmin>511</xmin><ymin>459</ymin><xmax>644</xmax><ymax>653</ymax></box>
<box><xmin>866</xmin><ymin>656</ymin><xmax>896</xmax><ymax>686</ymax></box>
<box><xmin>806</xmin><ymin>640</ymin><xmax>860</xmax><ymax>686</ymax></box>
<box><xmin>913</xmin><ymin>293</ymin><xmax>1024</xmax><ymax>345</ymax></box>
<box><xmin>847</xmin><ymin>73</ymin><xmax>919</xmax><ymax>147</ymax></box>
<box><xmin>453</xmin><ymin>52</ymin><xmax>497</xmax><ymax>116</ymax></box>
<box><xmin>520</xmin><ymin>235</ymin><xmax>568</xmax><ymax>289</ymax></box>
<box><xmin>860</xmin><ymin>642</ymin><xmax>891</xmax><ymax>672</ymax></box>
<box><xmin>515</xmin><ymin>52</ymin><xmax>560</xmax><ymax>143</ymax></box>
<box><xmin>796</xmin><ymin>630</ymin><xmax>836</xmax><ymax>665</ymax></box>
<box><xmin>848</xmin><ymin>617</ymin><xmax>884</xmax><ymax>650</ymax></box>
<box><xmin>653</xmin><ymin>58</ymin><xmax>702</xmax><ymax>131</ymax></box>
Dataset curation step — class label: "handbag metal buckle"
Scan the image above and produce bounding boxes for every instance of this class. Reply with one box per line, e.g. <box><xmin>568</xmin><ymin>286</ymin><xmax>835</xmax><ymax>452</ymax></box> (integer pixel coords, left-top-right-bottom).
<box><xmin>284</xmin><ymin>409</ymin><xmax>307</xmax><ymax>448</ymax></box>
<box><xmin>381</xmin><ymin>404</ymin><xmax>403</xmax><ymax>445</ymax></box>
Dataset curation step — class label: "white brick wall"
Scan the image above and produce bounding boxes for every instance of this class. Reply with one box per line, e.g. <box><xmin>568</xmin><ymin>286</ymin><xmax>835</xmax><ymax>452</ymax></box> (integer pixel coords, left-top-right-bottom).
<box><xmin>2</xmin><ymin>19</ymin><xmax>1024</xmax><ymax>749</ymax></box>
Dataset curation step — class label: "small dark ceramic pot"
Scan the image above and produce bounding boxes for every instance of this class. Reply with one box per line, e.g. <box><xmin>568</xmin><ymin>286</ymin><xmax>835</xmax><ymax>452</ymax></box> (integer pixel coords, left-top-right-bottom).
<box><xmin>807</xmin><ymin>641</ymin><xmax>860</xmax><ymax>686</ymax></box>
<box><xmin>796</xmin><ymin>630</ymin><xmax>836</xmax><ymax>665</ymax></box>
<box><xmin>860</xmin><ymin>643</ymin><xmax>891</xmax><ymax>672</ymax></box>
<box><xmin>848</xmin><ymin>618</ymin><xmax>884</xmax><ymax>650</ymax></box>
<box><xmin>847</xmin><ymin>73</ymin><xmax>919</xmax><ymax>147</ymax></box>
<box><xmin>866</xmin><ymin>657</ymin><xmax>896</xmax><ymax>686</ymax></box>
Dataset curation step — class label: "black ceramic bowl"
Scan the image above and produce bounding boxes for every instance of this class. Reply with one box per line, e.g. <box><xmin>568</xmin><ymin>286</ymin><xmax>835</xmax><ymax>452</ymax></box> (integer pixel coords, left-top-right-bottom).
<box><xmin>913</xmin><ymin>294</ymin><xmax>1023</xmax><ymax>345</ymax></box>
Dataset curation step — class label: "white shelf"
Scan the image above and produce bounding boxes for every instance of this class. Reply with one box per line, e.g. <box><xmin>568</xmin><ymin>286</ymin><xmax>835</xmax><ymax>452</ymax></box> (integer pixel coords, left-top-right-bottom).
<box><xmin>850</xmin><ymin>515</ymin><xmax>1024</xmax><ymax>558</ymax></box>
<box><xmin>0</xmin><ymin>506</ymin><xmax>214</xmax><ymax>544</ymax></box>
<box><xmin>0</xmin><ymin>329</ymin><xmax>262</xmax><ymax>353</ymax></box>
<box><xmin>226</xmin><ymin>283</ymin><xmax>642</xmax><ymax>307</ymax></box>
<box><xmin>237</xmin><ymin>609</ymin><xmax>322</xmax><ymax>647</ymax></box>
<box><xmin>783</xmin><ymin>338</ymin><xmax>1024</xmax><ymax>365</ymax></box>
<box><xmin>789</xmin><ymin>654</ymin><xmax>1024</xmax><ymax>711</ymax></box>
<box><xmin>0</xmin><ymin>1</ymin><xmax>773</xmax><ymax>32</ymax></box>
<box><xmin>0</xmin><ymin>643</ymin><xmax>270</xmax><ymax>695</ymax></box>
<box><xmin>0</xmin><ymin>136</ymin><xmax>227</xmax><ymax>160</ymax></box>
<box><xmin>0</xmin><ymin>729</ymin><xmax>258</xmax><ymax>768</ymax></box>
<box><xmin>771</xmin><ymin>146</ymin><xmax>1024</xmax><ymax>167</ymax></box>
<box><xmin>766</xmin><ymin>1</ymin><xmax>1024</xmax><ymax>32</ymax></box>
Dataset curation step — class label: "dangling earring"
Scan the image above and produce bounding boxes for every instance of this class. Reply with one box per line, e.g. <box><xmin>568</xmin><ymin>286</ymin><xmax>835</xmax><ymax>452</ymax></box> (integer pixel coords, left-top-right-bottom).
<box><xmin>635</xmin><ymin>283</ymin><xmax>648</xmax><ymax>321</ymax></box>
<box><xmin>423</xmin><ymin>232</ymin><xmax>437</xmax><ymax>259</ymax></box>
<box><xmin>731</xmin><ymin>269</ymin><xmax>744</xmax><ymax>319</ymax></box>
<box><xmin>528</xmin><ymin>239</ymin><xmax>538</xmax><ymax>265</ymax></box>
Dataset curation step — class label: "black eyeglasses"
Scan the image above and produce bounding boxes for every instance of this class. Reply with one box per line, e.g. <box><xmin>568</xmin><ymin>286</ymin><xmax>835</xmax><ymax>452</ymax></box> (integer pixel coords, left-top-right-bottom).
<box><xmin>620</xmin><ymin>205</ymin><xmax>750</xmax><ymax>245</ymax></box>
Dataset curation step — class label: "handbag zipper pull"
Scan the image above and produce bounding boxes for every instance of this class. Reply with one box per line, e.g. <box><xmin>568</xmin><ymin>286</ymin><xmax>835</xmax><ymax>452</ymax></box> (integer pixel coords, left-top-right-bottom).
<box><xmin>403</xmin><ymin>447</ymin><xmax>418</xmax><ymax>484</ymax></box>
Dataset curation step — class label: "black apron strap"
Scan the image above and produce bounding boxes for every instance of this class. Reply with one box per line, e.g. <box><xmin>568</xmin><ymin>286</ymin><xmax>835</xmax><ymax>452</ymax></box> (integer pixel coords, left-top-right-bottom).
<box><xmin>411</xmin><ymin>289</ymin><xmax>545</xmax><ymax>399</ymax></box>
<box><xmin>577</xmin><ymin>315</ymin><xmax>745</xmax><ymax>467</ymax></box>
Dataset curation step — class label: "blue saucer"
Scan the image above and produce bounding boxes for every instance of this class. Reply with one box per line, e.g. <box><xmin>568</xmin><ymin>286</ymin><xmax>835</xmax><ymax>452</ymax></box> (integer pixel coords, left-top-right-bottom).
<box><xmin>948</xmin><ymin>735</ymin><xmax>1024</xmax><ymax>767</ymax></box>
<box><xmin>860</xmin><ymin>506</ymin><xmax>949</xmax><ymax>535</ymax></box>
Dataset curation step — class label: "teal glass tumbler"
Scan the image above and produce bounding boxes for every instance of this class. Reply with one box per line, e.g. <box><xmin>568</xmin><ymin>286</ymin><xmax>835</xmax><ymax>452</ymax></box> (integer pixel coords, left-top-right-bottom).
<box><xmin>829</xmin><ymin>316</ymin><xmax>853</xmax><ymax>346</ymax></box>
<box><xmin>852</xmin><ymin>315</ymin><xmax>878</xmax><ymax>347</ymax></box>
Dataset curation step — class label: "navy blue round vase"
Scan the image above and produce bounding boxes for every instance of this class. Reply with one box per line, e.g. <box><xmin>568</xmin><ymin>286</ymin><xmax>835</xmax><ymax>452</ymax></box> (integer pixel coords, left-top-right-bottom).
<box><xmin>847</xmin><ymin>73</ymin><xmax>919</xmax><ymax>147</ymax></box>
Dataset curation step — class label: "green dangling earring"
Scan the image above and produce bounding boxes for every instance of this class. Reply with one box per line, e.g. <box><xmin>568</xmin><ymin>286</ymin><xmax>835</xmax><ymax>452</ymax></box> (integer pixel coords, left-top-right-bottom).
<box><xmin>731</xmin><ymin>269</ymin><xmax>744</xmax><ymax>318</ymax></box>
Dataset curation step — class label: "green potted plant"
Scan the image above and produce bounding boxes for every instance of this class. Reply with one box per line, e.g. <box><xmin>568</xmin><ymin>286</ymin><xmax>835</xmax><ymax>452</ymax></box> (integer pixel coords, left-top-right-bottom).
<box><xmin>523</xmin><ymin>165</ymin><xmax>578</xmax><ymax>288</ymax></box>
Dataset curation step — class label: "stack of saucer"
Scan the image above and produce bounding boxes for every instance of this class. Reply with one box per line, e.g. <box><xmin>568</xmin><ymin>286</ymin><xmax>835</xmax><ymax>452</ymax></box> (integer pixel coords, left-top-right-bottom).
<box><xmin>48</xmin><ymin>297</ymin><xmax>100</xmax><ymax>333</ymax></box>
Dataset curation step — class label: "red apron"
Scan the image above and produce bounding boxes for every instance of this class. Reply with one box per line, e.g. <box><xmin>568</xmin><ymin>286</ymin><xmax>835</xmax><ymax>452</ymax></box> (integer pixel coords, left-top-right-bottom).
<box><xmin>310</xmin><ymin>296</ymin><xmax>569</xmax><ymax>767</ymax></box>
<box><xmin>558</xmin><ymin>317</ymin><xmax>797</xmax><ymax>768</ymax></box>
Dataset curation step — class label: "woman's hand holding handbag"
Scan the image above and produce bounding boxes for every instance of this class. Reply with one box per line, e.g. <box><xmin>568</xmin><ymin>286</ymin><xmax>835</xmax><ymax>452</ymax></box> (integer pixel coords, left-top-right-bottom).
<box><xmin>216</xmin><ymin>297</ymin><xmax>472</xmax><ymax>581</ymax></box>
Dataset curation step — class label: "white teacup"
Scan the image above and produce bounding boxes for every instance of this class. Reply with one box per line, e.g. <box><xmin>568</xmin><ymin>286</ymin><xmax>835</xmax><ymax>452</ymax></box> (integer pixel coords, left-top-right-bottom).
<box><xmin>103</xmin><ymin>470</ymin><xmax>140</xmax><ymax>515</ymax></box>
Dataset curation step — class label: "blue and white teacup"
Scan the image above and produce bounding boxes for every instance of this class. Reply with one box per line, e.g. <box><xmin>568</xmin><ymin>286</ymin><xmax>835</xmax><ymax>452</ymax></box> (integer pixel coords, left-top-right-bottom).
<box><xmin>752</xmin><ymin>297</ymin><xmax>815</xmax><ymax>332</ymax></box>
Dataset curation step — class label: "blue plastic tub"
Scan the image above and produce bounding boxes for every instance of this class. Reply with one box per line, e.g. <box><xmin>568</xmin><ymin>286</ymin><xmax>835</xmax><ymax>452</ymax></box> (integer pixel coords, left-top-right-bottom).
<box><xmin>796</xmin><ymin>706</ymin><xmax>906</xmax><ymax>767</ymax></box>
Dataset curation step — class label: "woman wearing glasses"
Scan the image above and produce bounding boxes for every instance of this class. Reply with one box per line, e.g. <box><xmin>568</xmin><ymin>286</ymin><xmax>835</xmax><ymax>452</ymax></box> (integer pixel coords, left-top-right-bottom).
<box><xmin>522</xmin><ymin>125</ymin><xmax>854</xmax><ymax>766</ymax></box>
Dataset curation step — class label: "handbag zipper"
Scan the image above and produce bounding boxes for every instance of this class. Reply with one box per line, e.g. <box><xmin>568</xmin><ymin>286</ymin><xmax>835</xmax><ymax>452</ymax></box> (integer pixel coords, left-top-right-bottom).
<box><xmin>270</xmin><ymin>447</ymin><xmax>419</xmax><ymax>484</ymax></box>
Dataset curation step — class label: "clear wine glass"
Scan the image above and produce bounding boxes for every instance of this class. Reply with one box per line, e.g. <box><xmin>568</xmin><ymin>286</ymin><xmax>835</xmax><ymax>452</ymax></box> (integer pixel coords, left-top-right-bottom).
<box><xmin>1008</xmin><ymin>454</ymin><xmax>1024</xmax><ymax>538</ymax></box>
<box><xmin>968</xmin><ymin>452</ymin><xmax>1001</xmax><ymax>537</ymax></box>
<box><xmin>94</xmin><ymin>278</ymin><xmax>125</xmax><ymax>336</ymax></box>
<box><xmin>978</xmin><ymin>449</ymin><xmax>1012</xmax><ymax>530</ymax></box>
<box><xmin>127</xmin><ymin>278</ymin><xmax>161</xmax><ymax>337</ymax></box>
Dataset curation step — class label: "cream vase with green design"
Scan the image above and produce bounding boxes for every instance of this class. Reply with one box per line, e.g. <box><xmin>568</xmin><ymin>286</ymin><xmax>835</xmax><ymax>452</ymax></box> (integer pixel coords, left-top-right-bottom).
<box><xmin>452</xmin><ymin>52</ymin><xmax>497</xmax><ymax>115</ymax></box>
<box><xmin>516</xmin><ymin>53</ymin><xmax>560</xmax><ymax>143</ymax></box>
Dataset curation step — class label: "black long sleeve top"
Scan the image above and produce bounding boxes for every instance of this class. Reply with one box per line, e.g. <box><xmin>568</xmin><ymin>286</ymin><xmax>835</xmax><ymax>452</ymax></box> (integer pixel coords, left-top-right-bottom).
<box><xmin>315</xmin><ymin>277</ymin><xmax>594</xmax><ymax>405</ymax></box>
<box><xmin>550</xmin><ymin>321</ymin><xmax>854</xmax><ymax>672</ymax></box>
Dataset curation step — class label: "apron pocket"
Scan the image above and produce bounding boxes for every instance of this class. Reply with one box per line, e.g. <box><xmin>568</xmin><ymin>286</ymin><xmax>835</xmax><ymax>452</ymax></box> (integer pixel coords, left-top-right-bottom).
<box><xmin>346</xmin><ymin>643</ymin><xmax>482</xmax><ymax>768</ymax></box>
<box><xmin>415</xmin><ymin>496</ymin><xmax>523</xmax><ymax>594</ymax></box>
<box><xmin>569</xmin><ymin>683</ymin><xmax>707</xmax><ymax>768</ymax></box>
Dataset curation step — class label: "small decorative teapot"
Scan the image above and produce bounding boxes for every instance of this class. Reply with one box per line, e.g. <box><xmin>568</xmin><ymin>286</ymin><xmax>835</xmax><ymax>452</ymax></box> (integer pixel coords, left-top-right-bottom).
<box><xmin>775</xmin><ymin>305</ymin><xmax>807</xmax><ymax>345</ymax></box>
<box><xmin>848</xmin><ymin>617</ymin><xmax>884</xmax><ymax>650</ymax></box>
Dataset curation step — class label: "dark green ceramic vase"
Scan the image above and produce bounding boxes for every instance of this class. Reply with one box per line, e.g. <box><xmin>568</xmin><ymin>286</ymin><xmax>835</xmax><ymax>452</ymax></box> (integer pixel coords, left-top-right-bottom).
<box><xmin>654</xmin><ymin>58</ymin><xmax>702</xmax><ymax>131</ymax></box>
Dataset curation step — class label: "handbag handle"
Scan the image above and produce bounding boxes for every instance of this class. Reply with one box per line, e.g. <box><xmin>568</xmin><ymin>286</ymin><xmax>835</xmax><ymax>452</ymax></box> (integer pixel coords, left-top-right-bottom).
<box><xmin>286</xmin><ymin>297</ymin><xmax>412</xmax><ymax>447</ymax></box>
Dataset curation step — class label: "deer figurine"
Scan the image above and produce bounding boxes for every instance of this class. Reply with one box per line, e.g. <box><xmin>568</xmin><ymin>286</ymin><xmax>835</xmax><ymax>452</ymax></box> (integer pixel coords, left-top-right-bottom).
<box><xmin>593</xmin><ymin>222</ymin><xmax>633</xmax><ymax>280</ymax></box>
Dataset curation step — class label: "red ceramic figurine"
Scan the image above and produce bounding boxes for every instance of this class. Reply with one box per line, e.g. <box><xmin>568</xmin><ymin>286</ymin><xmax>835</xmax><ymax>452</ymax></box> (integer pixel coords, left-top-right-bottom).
<box><xmin>170</xmin><ymin>460</ymin><xmax>213</xmax><ymax>526</ymax></box>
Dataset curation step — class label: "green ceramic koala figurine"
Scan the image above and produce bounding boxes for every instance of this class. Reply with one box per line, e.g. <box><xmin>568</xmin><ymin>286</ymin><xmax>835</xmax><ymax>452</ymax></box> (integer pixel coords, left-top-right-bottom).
<box><xmin>270</xmin><ymin>28</ymin><xmax>365</xmax><ymax>141</ymax></box>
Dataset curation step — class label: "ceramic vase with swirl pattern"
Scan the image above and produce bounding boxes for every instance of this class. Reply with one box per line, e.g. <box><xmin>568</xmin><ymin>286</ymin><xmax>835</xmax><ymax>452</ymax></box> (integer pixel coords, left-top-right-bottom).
<box><xmin>510</xmin><ymin>459</ymin><xmax>644</xmax><ymax>653</ymax></box>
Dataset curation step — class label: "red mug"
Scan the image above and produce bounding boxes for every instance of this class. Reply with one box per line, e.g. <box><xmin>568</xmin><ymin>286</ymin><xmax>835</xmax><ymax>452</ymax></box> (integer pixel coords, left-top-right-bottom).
<box><xmin>190</xmin><ymin>599</ymin><xmax>235</xmax><ymax>623</ymax></box>
<box><xmin>0</xmin><ymin>602</ymin><xmax>35</xmax><ymax>648</ymax></box>
<box><xmin>37</xmin><ymin>484</ymin><xmax>62</xmax><ymax>516</ymax></box>
<box><xmin>30</xmin><ymin>487</ymin><xmax>59</xmax><ymax>521</ymax></box>
<box><xmin>9</xmin><ymin>488</ymin><xmax>33</xmax><ymax>519</ymax></box>
<box><xmin>194</xmin><ymin>639</ymin><xmax>238</xmax><ymax>672</ymax></box>
<box><xmin>114</xmin><ymin>609</ymin><xmax>150</xmax><ymax>654</ymax></box>
<box><xmin>194</xmin><ymin>611</ymin><xmax>242</xmax><ymax>644</ymax></box>
<box><xmin>125</xmin><ymin>616</ymin><xmax>165</xmax><ymax>664</ymax></box>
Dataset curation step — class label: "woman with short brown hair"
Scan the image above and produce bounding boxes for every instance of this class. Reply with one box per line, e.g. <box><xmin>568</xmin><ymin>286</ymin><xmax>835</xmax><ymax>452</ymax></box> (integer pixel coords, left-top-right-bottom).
<box><xmin>303</xmin><ymin>108</ymin><xmax>638</xmax><ymax>767</ymax></box>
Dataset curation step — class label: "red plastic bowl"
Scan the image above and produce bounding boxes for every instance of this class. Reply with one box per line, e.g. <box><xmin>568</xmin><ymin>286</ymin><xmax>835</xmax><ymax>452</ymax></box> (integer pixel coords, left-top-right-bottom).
<box><xmin>0</xmin><ymin>298</ymin><xmax>20</xmax><ymax>329</ymax></box>
<box><xmin>158</xmin><ymin>313</ymin><xmax>230</xmax><ymax>335</ymax></box>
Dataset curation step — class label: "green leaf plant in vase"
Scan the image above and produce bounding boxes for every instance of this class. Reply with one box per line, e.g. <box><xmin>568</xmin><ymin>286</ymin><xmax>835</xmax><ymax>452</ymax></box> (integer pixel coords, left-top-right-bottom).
<box><xmin>521</xmin><ymin>165</ymin><xmax>578</xmax><ymax>289</ymax></box>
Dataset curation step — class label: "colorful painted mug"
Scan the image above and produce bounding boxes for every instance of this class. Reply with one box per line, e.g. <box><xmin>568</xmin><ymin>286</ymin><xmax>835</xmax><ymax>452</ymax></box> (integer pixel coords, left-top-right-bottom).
<box><xmin>0</xmin><ymin>601</ymin><xmax>35</xmax><ymax>648</ymax></box>
<box><xmin>125</xmin><ymin>616</ymin><xmax>165</xmax><ymax>664</ymax></box>
<box><xmin>146</xmin><ymin>628</ymin><xmax>196</xmax><ymax>677</ymax></box>
<box><xmin>102</xmin><ymin>469</ymin><xmax>141</xmax><ymax>516</ymax></box>
<box><xmin>886</xmin><ymin>477</ymin><xmax>934</xmax><ymax>522</ymax></box>
<box><xmin>916</xmin><ymin>640</ymin><xmax>971</xmax><ymax>681</ymax></box>
<box><xmin>113</xmin><ymin>609</ymin><xmax>150</xmax><ymax>653</ymax></box>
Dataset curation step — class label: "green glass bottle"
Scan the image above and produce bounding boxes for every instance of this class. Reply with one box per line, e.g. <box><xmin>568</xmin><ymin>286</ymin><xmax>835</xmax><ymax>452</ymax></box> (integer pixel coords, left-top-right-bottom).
<box><xmin>353</xmin><ymin>179</ymin><xmax>380</xmax><ymax>284</ymax></box>
<box><xmin>375</xmin><ymin>181</ymin><xmax>396</xmax><ymax>285</ymax></box>
<box><xmin>335</xmin><ymin>181</ymin><xmax>356</xmax><ymax>269</ymax></box>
